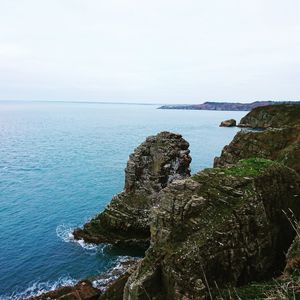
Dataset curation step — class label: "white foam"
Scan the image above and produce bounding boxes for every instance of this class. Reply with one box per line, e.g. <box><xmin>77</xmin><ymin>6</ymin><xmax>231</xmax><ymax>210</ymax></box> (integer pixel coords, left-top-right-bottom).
<box><xmin>56</xmin><ymin>224</ymin><xmax>98</xmax><ymax>251</ymax></box>
<box><xmin>92</xmin><ymin>256</ymin><xmax>138</xmax><ymax>291</ymax></box>
<box><xmin>0</xmin><ymin>276</ymin><xmax>77</xmax><ymax>300</ymax></box>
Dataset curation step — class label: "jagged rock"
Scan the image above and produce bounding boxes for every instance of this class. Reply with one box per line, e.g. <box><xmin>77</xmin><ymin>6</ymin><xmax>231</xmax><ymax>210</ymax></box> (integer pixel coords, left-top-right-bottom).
<box><xmin>219</xmin><ymin>119</ymin><xmax>236</xmax><ymax>127</ymax></box>
<box><xmin>99</xmin><ymin>262</ymin><xmax>138</xmax><ymax>300</ymax></box>
<box><xmin>123</xmin><ymin>159</ymin><xmax>300</xmax><ymax>299</ymax></box>
<box><xmin>91</xmin><ymin>259</ymin><xmax>139</xmax><ymax>293</ymax></box>
<box><xmin>28</xmin><ymin>280</ymin><xmax>100</xmax><ymax>300</ymax></box>
<box><xmin>28</xmin><ymin>260</ymin><xmax>139</xmax><ymax>300</ymax></box>
<box><xmin>238</xmin><ymin>104</ymin><xmax>300</xmax><ymax>129</ymax></box>
<box><xmin>214</xmin><ymin>125</ymin><xmax>300</xmax><ymax>174</ymax></box>
<box><xmin>74</xmin><ymin>131</ymin><xmax>191</xmax><ymax>246</ymax></box>
<box><xmin>215</xmin><ymin>104</ymin><xmax>300</xmax><ymax>174</ymax></box>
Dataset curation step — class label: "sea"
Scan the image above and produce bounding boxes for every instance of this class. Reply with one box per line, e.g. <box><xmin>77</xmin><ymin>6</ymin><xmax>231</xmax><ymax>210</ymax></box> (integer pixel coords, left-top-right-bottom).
<box><xmin>0</xmin><ymin>101</ymin><xmax>245</xmax><ymax>299</ymax></box>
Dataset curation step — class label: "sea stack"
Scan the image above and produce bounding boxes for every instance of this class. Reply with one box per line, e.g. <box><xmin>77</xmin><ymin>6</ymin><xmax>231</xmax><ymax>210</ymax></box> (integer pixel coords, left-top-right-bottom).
<box><xmin>73</xmin><ymin>131</ymin><xmax>192</xmax><ymax>248</ymax></box>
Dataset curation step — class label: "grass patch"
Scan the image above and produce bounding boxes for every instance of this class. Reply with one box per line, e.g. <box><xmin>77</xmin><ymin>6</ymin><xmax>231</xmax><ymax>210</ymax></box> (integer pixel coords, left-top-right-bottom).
<box><xmin>222</xmin><ymin>158</ymin><xmax>274</xmax><ymax>177</ymax></box>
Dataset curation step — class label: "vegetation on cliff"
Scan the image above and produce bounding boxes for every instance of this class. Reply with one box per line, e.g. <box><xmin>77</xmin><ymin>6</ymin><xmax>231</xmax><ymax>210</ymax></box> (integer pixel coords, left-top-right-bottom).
<box><xmin>215</xmin><ymin>104</ymin><xmax>300</xmax><ymax>175</ymax></box>
<box><xmin>123</xmin><ymin>160</ymin><xmax>300</xmax><ymax>299</ymax></box>
<box><xmin>214</xmin><ymin>125</ymin><xmax>300</xmax><ymax>174</ymax></box>
<box><xmin>238</xmin><ymin>103</ymin><xmax>300</xmax><ymax>129</ymax></box>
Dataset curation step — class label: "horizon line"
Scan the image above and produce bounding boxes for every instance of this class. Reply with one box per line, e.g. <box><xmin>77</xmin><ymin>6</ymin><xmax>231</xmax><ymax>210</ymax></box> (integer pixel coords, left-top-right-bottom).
<box><xmin>0</xmin><ymin>99</ymin><xmax>299</xmax><ymax>106</ymax></box>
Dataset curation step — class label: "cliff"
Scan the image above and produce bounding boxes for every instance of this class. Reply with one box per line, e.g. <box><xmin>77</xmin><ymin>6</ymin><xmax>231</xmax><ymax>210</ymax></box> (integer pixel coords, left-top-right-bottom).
<box><xmin>123</xmin><ymin>159</ymin><xmax>300</xmax><ymax>299</ymax></box>
<box><xmin>215</xmin><ymin>104</ymin><xmax>300</xmax><ymax>174</ymax></box>
<box><xmin>73</xmin><ymin>132</ymin><xmax>191</xmax><ymax>247</ymax></box>
<box><xmin>238</xmin><ymin>103</ymin><xmax>300</xmax><ymax>128</ymax></box>
<box><xmin>31</xmin><ymin>104</ymin><xmax>300</xmax><ymax>300</ymax></box>
<box><xmin>159</xmin><ymin>101</ymin><xmax>300</xmax><ymax>111</ymax></box>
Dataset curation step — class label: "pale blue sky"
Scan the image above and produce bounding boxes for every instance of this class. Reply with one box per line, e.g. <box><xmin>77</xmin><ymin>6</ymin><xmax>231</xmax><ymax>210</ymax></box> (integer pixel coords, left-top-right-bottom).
<box><xmin>0</xmin><ymin>0</ymin><xmax>300</xmax><ymax>103</ymax></box>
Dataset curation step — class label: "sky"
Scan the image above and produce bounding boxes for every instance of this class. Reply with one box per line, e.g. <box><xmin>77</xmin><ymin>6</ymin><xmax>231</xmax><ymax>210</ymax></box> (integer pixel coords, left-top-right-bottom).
<box><xmin>0</xmin><ymin>0</ymin><xmax>300</xmax><ymax>104</ymax></box>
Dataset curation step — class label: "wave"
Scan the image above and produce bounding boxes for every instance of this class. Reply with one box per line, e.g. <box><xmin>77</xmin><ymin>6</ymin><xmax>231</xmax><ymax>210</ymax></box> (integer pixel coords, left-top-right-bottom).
<box><xmin>1</xmin><ymin>225</ymin><xmax>137</xmax><ymax>299</ymax></box>
<box><xmin>0</xmin><ymin>276</ymin><xmax>77</xmax><ymax>300</ymax></box>
<box><xmin>92</xmin><ymin>256</ymin><xmax>138</xmax><ymax>292</ymax></box>
<box><xmin>56</xmin><ymin>224</ymin><xmax>99</xmax><ymax>251</ymax></box>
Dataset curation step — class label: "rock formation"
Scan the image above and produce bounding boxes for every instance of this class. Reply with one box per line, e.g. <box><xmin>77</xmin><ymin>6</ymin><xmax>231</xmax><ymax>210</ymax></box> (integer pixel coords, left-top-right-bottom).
<box><xmin>28</xmin><ymin>280</ymin><xmax>100</xmax><ymax>300</ymax></box>
<box><xmin>73</xmin><ymin>131</ymin><xmax>191</xmax><ymax>247</ymax></box>
<box><xmin>123</xmin><ymin>159</ymin><xmax>300</xmax><ymax>299</ymax></box>
<box><xmin>33</xmin><ymin>104</ymin><xmax>300</xmax><ymax>300</ymax></box>
<box><xmin>219</xmin><ymin>118</ymin><xmax>236</xmax><ymax>127</ymax></box>
<box><xmin>29</xmin><ymin>260</ymin><xmax>139</xmax><ymax>300</ymax></box>
<box><xmin>99</xmin><ymin>262</ymin><xmax>138</xmax><ymax>300</ymax></box>
<box><xmin>215</xmin><ymin>104</ymin><xmax>300</xmax><ymax>174</ymax></box>
<box><xmin>214</xmin><ymin>125</ymin><xmax>300</xmax><ymax>173</ymax></box>
<box><xmin>238</xmin><ymin>103</ymin><xmax>300</xmax><ymax>129</ymax></box>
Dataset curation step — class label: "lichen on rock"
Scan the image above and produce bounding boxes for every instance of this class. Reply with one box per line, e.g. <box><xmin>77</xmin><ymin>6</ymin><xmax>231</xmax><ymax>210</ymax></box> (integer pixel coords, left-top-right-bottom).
<box><xmin>238</xmin><ymin>103</ymin><xmax>300</xmax><ymax>129</ymax></box>
<box><xmin>214</xmin><ymin>125</ymin><xmax>300</xmax><ymax>174</ymax></box>
<box><xmin>215</xmin><ymin>104</ymin><xmax>300</xmax><ymax>174</ymax></box>
<box><xmin>67</xmin><ymin>104</ymin><xmax>300</xmax><ymax>299</ymax></box>
<box><xmin>123</xmin><ymin>159</ymin><xmax>300</xmax><ymax>299</ymax></box>
<box><xmin>73</xmin><ymin>131</ymin><xmax>191</xmax><ymax>247</ymax></box>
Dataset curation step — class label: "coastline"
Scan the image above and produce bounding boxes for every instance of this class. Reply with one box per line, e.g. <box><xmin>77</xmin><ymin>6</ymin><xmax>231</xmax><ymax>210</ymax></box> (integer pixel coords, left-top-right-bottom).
<box><xmin>27</xmin><ymin>104</ymin><xmax>300</xmax><ymax>299</ymax></box>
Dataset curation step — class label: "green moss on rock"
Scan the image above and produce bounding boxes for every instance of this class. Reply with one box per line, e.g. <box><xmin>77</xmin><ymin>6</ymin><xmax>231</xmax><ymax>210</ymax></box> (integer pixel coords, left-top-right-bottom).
<box><xmin>221</xmin><ymin>158</ymin><xmax>274</xmax><ymax>177</ymax></box>
<box><xmin>124</xmin><ymin>162</ymin><xmax>300</xmax><ymax>299</ymax></box>
<box><xmin>214</xmin><ymin>125</ymin><xmax>300</xmax><ymax>174</ymax></box>
<box><xmin>238</xmin><ymin>104</ymin><xmax>300</xmax><ymax>129</ymax></box>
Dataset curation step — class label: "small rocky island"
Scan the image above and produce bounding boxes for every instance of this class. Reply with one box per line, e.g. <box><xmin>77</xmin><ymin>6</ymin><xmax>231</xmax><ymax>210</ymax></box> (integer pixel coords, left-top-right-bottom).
<box><xmin>33</xmin><ymin>104</ymin><xmax>300</xmax><ymax>299</ymax></box>
<box><xmin>219</xmin><ymin>118</ymin><xmax>236</xmax><ymax>127</ymax></box>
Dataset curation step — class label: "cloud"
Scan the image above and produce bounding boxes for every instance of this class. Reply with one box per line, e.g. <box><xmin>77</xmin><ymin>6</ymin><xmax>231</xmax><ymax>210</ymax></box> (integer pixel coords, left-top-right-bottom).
<box><xmin>0</xmin><ymin>0</ymin><xmax>300</xmax><ymax>103</ymax></box>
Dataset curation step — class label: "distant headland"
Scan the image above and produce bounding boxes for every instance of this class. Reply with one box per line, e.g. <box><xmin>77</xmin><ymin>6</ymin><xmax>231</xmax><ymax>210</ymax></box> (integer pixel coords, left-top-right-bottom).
<box><xmin>159</xmin><ymin>100</ymin><xmax>300</xmax><ymax>111</ymax></box>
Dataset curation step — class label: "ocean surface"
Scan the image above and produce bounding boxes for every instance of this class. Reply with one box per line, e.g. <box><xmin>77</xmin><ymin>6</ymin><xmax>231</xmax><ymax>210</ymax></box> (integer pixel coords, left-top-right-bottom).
<box><xmin>0</xmin><ymin>101</ymin><xmax>245</xmax><ymax>299</ymax></box>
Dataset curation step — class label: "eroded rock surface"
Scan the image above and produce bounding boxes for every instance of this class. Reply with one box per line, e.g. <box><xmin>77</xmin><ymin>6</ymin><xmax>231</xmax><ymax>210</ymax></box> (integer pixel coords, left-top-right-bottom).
<box><xmin>238</xmin><ymin>104</ymin><xmax>300</xmax><ymax>129</ymax></box>
<box><xmin>124</xmin><ymin>159</ymin><xmax>300</xmax><ymax>299</ymax></box>
<box><xmin>74</xmin><ymin>131</ymin><xmax>191</xmax><ymax>246</ymax></box>
<box><xmin>215</xmin><ymin>104</ymin><xmax>300</xmax><ymax>174</ymax></box>
<box><xmin>214</xmin><ymin>125</ymin><xmax>300</xmax><ymax>173</ymax></box>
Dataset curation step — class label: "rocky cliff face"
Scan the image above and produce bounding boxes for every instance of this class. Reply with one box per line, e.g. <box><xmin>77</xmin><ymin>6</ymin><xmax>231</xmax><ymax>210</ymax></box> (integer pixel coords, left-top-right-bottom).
<box><xmin>238</xmin><ymin>104</ymin><xmax>300</xmax><ymax>129</ymax></box>
<box><xmin>38</xmin><ymin>104</ymin><xmax>300</xmax><ymax>300</ymax></box>
<box><xmin>214</xmin><ymin>125</ymin><xmax>300</xmax><ymax>174</ymax></box>
<box><xmin>73</xmin><ymin>132</ymin><xmax>191</xmax><ymax>246</ymax></box>
<box><xmin>215</xmin><ymin>104</ymin><xmax>300</xmax><ymax>174</ymax></box>
<box><xmin>123</xmin><ymin>159</ymin><xmax>300</xmax><ymax>299</ymax></box>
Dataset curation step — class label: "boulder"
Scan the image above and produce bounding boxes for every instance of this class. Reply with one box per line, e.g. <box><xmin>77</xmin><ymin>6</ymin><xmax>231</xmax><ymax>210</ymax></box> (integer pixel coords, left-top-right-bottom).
<box><xmin>124</xmin><ymin>159</ymin><xmax>300</xmax><ymax>299</ymax></box>
<box><xmin>219</xmin><ymin>118</ymin><xmax>236</xmax><ymax>127</ymax></box>
<box><xmin>28</xmin><ymin>280</ymin><xmax>100</xmax><ymax>300</ymax></box>
<box><xmin>73</xmin><ymin>131</ymin><xmax>191</xmax><ymax>246</ymax></box>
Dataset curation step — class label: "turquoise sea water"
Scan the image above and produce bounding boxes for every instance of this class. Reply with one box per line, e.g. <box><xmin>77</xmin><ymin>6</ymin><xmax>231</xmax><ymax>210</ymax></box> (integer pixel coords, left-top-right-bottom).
<box><xmin>0</xmin><ymin>101</ymin><xmax>245</xmax><ymax>299</ymax></box>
